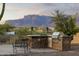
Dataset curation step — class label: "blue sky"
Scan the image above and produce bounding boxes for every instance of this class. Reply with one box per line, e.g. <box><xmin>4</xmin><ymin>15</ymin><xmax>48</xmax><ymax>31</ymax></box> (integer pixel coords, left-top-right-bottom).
<box><xmin>0</xmin><ymin>3</ymin><xmax>79</xmax><ymax>24</ymax></box>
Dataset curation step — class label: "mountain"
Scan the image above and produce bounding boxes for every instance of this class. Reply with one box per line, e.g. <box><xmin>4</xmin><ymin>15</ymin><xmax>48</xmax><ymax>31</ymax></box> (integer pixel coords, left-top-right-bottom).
<box><xmin>6</xmin><ymin>15</ymin><xmax>53</xmax><ymax>27</ymax></box>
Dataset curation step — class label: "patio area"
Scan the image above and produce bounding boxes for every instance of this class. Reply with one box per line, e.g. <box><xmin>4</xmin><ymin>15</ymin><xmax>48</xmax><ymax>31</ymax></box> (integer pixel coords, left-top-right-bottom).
<box><xmin>0</xmin><ymin>44</ymin><xmax>79</xmax><ymax>56</ymax></box>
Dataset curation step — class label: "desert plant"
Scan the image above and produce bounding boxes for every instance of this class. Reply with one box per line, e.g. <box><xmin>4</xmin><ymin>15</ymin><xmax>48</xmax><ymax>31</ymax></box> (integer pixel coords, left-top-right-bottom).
<box><xmin>0</xmin><ymin>23</ymin><xmax>14</xmax><ymax>35</ymax></box>
<box><xmin>0</xmin><ymin>3</ymin><xmax>5</xmax><ymax>20</ymax></box>
<box><xmin>52</xmin><ymin>10</ymin><xmax>79</xmax><ymax>36</ymax></box>
<box><xmin>15</xmin><ymin>27</ymin><xmax>31</xmax><ymax>36</ymax></box>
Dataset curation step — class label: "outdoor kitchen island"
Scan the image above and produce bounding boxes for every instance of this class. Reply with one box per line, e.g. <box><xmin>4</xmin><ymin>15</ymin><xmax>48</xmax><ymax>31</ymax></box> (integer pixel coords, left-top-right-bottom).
<box><xmin>27</xmin><ymin>35</ymin><xmax>52</xmax><ymax>48</ymax></box>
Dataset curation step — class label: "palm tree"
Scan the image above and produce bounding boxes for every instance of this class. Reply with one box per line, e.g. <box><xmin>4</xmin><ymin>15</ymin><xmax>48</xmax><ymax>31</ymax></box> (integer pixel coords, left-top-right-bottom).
<box><xmin>0</xmin><ymin>3</ymin><xmax>5</xmax><ymax>21</ymax></box>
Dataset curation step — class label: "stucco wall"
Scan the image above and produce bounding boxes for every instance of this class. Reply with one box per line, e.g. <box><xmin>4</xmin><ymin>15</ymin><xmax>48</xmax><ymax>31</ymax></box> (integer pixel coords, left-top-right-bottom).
<box><xmin>71</xmin><ymin>33</ymin><xmax>79</xmax><ymax>44</ymax></box>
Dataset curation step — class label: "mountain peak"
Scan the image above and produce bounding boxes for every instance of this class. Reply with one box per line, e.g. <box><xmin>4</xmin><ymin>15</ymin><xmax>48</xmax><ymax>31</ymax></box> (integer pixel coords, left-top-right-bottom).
<box><xmin>6</xmin><ymin>15</ymin><xmax>53</xmax><ymax>27</ymax></box>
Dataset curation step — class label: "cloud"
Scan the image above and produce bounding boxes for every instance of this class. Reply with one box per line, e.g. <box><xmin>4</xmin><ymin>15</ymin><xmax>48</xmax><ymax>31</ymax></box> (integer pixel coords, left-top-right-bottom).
<box><xmin>1</xmin><ymin>3</ymin><xmax>79</xmax><ymax>24</ymax></box>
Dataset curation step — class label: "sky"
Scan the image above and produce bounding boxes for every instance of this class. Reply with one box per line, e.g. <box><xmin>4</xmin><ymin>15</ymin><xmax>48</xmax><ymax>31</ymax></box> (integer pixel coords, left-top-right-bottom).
<box><xmin>0</xmin><ymin>3</ymin><xmax>79</xmax><ymax>24</ymax></box>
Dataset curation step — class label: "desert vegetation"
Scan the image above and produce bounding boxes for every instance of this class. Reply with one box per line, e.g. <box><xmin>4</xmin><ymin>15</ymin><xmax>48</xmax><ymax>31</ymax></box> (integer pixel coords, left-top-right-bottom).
<box><xmin>52</xmin><ymin>10</ymin><xmax>79</xmax><ymax>36</ymax></box>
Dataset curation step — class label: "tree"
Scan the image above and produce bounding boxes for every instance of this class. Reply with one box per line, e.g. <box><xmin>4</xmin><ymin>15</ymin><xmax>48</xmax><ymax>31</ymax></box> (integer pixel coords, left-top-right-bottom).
<box><xmin>0</xmin><ymin>23</ymin><xmax>14</xmax><ymax>35</ymax></box>
<box><xmin>2</xmin><ymin>23</ymin><xmax>14</xmax><ymax>31</ymax></box>
<box><xmin>0</xmin><ymin>3</ymin><xmax>5</xmax><ymax>20</ymax></box>
<box><xmin>15</xmin><ymin>27</ymin><xmax>31</xmax><ymax>36</ymax></box>
<box><xmin>52</xmin><ymin>10</ymin><xmax>79</xmax><ymax>36</ymax></box>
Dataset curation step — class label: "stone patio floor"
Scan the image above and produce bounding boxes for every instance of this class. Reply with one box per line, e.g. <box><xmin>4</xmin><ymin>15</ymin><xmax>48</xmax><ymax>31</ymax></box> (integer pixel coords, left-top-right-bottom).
<box><xmin>0</xmin><ymin>44</ymin><xmax>79</xmax><ymax>56</ymax></box>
